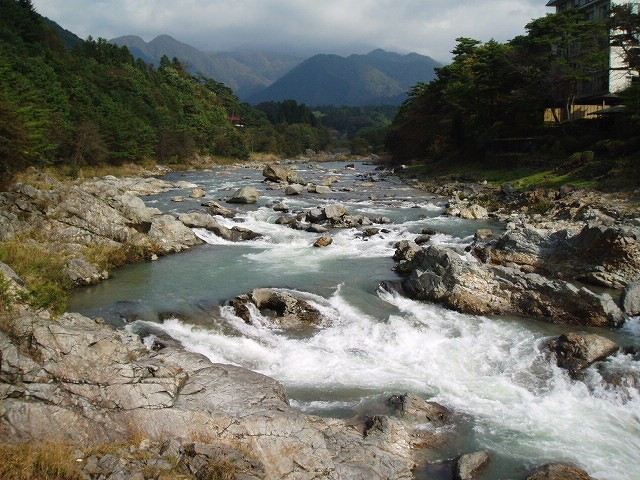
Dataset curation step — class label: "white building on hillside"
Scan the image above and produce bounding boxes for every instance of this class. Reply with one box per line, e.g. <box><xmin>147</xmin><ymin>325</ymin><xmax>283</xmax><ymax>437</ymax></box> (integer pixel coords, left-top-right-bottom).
<box><xmin>545</xmin><ymin>0</ymin><xmax>639</xmax><ymax>120</ymax></box>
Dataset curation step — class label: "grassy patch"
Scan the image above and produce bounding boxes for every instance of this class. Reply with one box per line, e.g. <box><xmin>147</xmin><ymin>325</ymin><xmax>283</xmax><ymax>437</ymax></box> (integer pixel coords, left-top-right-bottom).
<box><xmin>0</xmin><ymin>240</ymin><xmax>71</xmax><ymax>315</ymax></box>
<box><xmin>400</xmin><ymin>149</ymin><xmax>640</xmax><ymax>192</ymax></box>
<box><xmin>0</xmin><ymin>440</ymin><xmax>242</xmax><ymax>480</ymax></box>
<box><xmin>0</xmin><ymin>442</ymin><xmax>83</xmax><ymax>480</ymax></box>
<box><xmin>0</xmin><ymin>272</ymin><xmax>13</xmax><ymax>311</ymax></box>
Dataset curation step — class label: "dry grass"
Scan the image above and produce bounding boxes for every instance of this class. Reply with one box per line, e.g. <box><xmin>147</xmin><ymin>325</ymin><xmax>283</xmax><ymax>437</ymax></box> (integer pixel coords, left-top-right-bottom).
<box><xmin>0</xmin><ymin>440</ymin><xmax>241</xmax><ymax>480</ymax></box>
<box><xmin>0</xmin><ymin>442</ymin><xmax>83</xmax><ymax>480</ymax></box>
<box><xmin>0</xmin><ymin>240</ymin><xmax>71</xmax><ymax>315</ymax></box>
<box><xmin>248</xmin><ymin>152</ymin><xmax>282</xmax><ymax>163</ymax></box>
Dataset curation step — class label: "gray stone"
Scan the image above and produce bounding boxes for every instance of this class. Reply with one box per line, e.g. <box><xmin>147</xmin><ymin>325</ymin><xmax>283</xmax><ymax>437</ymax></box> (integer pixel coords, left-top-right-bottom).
<box><xmin>323</xmin><ymin>204</ymin><xmax>348</xmax><ymax>220</ymax></box>
<box><xmin>307</xmin><ymin>224</ymin><xmax>329</xmax><ymax>233</ymax></box>
<box><xmin>285</xmin><ymin>184</ymin><xmax>304</xmax><ymax>195</ymax></box>
<box><xmin>179</xmin><ymin>212</ymin><xmax>260</xmax><ymax>242</ymax></box>
<box><xmin>263</xmin><ymin>163</ymin><xmax>302</xmax><ymax>184</ymax></box>
<box><xmin>227</xmin><ymin>186</ymin><xmax>260</xmax><ymax>204</ymax></box>
<box><xmin>548</xmin><ymin>332</ymin><xmax>620</xmax><ymax>374</ymax></box>
<box><xmin>456</xmin><ymin>451</ymin><xmax>490</xmax><ymax>480</ymax></box>
<box><xmin>459</xmin><ymin>204</ymin><xmax>488</xmax><ymax>220</ymax></box>
<box><xmin>190</xmin><ymin>188</ymin><xmax>206</xmax><ymax>198</ymax></box>
<box><xmin>232</xmin><ymin>288</ymin><xmax>323</xmax><ymax>328</ymax></box>
<box><xmin>314</xmin><ymin>236</ymin><xmax>333</xmax><ymax>247</ymax></box>
<box><xmin>395</xmin><ymin>244</ymin><xmax>625</xmax><ymax>327</ymax></box>
<box><xmin>312</xmin><ymin>185</ymin><xmax>332</xmax><ymax>194</ymax></box>
<box><xmin>65</xmin><ymin>257</ymin><xmax>105</xmax><ymax>286</ymax></box>
<box><xmin>621</xmin><ymin>281</ymin><xmax>640</xmax><ymax>316</ymax></box>
<box><xmin>0</xmin><ymin>309</ymin><xmax>418</xmax><ymax>479</ymax></box>
<box><xmin>202</xmin><ymin>200</ymin><xmax>239</xmax><ymax>218</ymax></box>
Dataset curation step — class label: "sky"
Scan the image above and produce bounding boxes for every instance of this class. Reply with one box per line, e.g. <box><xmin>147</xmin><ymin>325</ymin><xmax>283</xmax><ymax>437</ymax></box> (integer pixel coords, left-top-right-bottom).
<box><xmin>32</xmin><ymin>0</ymin><xmax>552</xmax><ymax>62</ymax></box>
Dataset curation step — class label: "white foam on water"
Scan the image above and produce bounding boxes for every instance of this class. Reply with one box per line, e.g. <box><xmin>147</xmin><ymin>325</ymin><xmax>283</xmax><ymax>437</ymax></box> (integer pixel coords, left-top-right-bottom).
<box><xmin>151</xmin><ymin>286</ymin><xmax>640</xmax><ymax>480</ymax></box>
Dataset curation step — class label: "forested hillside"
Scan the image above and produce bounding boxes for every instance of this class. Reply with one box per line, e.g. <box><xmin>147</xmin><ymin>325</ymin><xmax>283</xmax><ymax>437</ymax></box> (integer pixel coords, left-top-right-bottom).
<box><xmin>0</xmin><ymin>0</ymin><xmax>334</xmax><ymax>186</ymax></box>
<box><xmin>110</xmin><ymin>34</ymin><xmax>302</xmax><ymax>98</ymax></box>
<box><xmin>247</xmin><ymin>50</ymin><xmax>440</xmax><ymax>106</ymax></box>
<box><xmin>385</xmin><ymin>7</ymin><xmax>640</xmax><ymax>188</ymax></box>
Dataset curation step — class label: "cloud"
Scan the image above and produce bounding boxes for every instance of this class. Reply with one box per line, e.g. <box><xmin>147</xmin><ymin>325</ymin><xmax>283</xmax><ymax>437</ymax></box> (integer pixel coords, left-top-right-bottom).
<box><xmin>33</xmin><ymin>0</ymin><xmax>550</xmax><ymax>61</ymax></box>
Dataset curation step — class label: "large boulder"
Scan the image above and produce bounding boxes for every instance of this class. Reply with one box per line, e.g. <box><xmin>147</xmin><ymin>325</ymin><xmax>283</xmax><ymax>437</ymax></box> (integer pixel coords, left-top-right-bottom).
<box><xmin>475</xmin><ymin>223</ymin><xmax>640</xmax><ymax>289</ymax></box>
<box><xmin>227</xmin><ymin>187</ymin><xmax>260</xmax><ymax>203</ymax></box>
<box><xmin>547</xmin><ymin>332</ymin><xmax>620</xmax><ymax>375</ymax></box>
<box><xmin>0</xmin><ymin>308</ymin><xmax>417</xmax><ymax>479</ymax></box>
<box><xmin>179</xmin><ymin>212</ymin><xmax>261</xmax><ymax>242</ymax></box>
<box><xmin>285</xmin><ymin>184</ymin><xmax>304</xmax><ymax>195</ymax></box>
<box><xmin>227</xmin><ymin>186</ymin><xmax>260</xmax><ymax>204</ymax></box>
<box><xmin>323</xmin><ymin>204</ymin><xmax>348</xmax><ymax>220</ymax></box>
<box><xmin>394</xmin><ymin>244</ymin><xmax>625</xmax><ymax>327</ymax></box>
<box><xmin>202</xmin><ymin>200</ymin><xmax>239</xmax><ymax>219</ymax></box>
<box><xmin>263</xmin><ymin>163</ymin><xmax>302</xmax><ymax>184</ymax></box>
<box><xmin>232</xmin><ymin>288</ymin><xmax>323</xmax><ymax>328</ymax></box>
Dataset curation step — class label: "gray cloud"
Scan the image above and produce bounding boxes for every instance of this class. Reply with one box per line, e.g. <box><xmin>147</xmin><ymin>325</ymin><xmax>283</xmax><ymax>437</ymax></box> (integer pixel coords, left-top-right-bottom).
<box><xmin>33</xmin><ymin>0</ymin><xmax>550</xmax><ymax>61</ymax></box>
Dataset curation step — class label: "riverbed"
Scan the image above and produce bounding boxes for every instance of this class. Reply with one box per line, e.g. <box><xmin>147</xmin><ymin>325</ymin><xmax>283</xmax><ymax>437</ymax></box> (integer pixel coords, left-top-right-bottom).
<box><xmin>68</xmin><ymin>161</ymin><xmax>640</xmax><ymax>480</ymax></box>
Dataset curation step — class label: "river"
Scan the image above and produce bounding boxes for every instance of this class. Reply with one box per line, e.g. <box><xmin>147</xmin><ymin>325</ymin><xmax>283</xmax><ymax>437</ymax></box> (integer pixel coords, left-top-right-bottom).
<box><xmin>68</xmin><ymin>161</ymin><xmax>640</xmax><ymax>480</ymax></box>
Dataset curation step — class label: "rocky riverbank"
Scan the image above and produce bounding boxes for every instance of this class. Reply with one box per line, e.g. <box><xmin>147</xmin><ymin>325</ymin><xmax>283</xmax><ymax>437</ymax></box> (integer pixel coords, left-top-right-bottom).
<box><xmin>1</xmin><ymin>163</ymin><xmax>637</xmax><ymax>479</ymax></box>
<box><xmin>394</xmin><ymin>177</ymin><xmax>640</xmax><ymax>322</ymax></box>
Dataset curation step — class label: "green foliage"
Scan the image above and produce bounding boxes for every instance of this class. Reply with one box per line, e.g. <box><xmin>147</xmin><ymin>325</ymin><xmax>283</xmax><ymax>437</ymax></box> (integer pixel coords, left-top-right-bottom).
<box><xmin>1</xmin><ymin>0</ymin><xmax>318</xmax><ymax>179</ymax></box>
<box><xmin>385</xmin><ymin>7</ymin><xmax>639</xmax><ymax>184</ymax></box>
<box><xmin>0</xmin><ymin>240</ymin><xmax>71</xmax><ymax>315</ymax></box>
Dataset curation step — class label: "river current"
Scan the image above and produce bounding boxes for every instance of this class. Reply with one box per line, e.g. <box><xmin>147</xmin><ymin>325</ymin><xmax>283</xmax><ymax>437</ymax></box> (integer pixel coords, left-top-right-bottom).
<box><xmin>68</xmin><ymin>161</ymin><xmax>640</xmax><ymax>480</ymax></box>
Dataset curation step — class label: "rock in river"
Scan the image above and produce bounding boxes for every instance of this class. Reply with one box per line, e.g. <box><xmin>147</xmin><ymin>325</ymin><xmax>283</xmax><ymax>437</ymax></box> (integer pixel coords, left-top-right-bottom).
<box><xmin>227</xmin><ymin>186</ymin><xmax>260</xmax><ymax>204</ymax></box>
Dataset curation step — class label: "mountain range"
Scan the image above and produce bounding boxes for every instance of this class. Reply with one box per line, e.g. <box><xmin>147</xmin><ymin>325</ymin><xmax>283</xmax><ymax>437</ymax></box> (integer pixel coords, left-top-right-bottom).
<box><xmin>110</xmin><ymin>35</ymin><xmax>302</xmax><ymax>99</ymax></box>
<box><xmin>248</xmin><ymin>49</ymin><xmax>440</xmax><ymax>106</ymax></box>
<box><xmin>111</xmin><ymin>35</ymin><xmax>441</xmax><ymax>106</ymax></box>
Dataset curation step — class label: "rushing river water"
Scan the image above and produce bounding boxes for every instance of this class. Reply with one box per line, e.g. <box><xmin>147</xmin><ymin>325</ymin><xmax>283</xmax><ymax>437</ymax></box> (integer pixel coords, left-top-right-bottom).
<box><xmin>69</xmin><ymin>161</ymin><xmax>640</xmax><ymax>480</ymax></box>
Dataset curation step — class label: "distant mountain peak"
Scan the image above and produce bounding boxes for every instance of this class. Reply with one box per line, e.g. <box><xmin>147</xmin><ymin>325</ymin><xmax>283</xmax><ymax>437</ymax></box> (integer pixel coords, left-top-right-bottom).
<box><xmin>248</xmin><ymin>50</ymin><xmax>441</xmax><ymax>106</ymax></box>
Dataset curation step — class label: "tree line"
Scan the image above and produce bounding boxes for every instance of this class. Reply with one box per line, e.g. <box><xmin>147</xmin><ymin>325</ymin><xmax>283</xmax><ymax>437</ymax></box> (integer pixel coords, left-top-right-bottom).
<box><xmin>0</xmin><ymin>0</ymin><xmax>392</xmax><ymax>186</ymax></box>
<box><xmin>385</xmin><ymin>6</ymin><xmax>640</xmax><ymax>171</ymax></box>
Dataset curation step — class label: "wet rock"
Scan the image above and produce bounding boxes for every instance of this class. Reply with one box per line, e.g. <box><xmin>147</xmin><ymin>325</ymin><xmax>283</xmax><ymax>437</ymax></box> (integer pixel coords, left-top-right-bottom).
<box><xmin>314</xmin><ymin>236</ymin><xmax>333</xmax><ymax>247</ymax></box>
<box><xmin>473</xmin><ymin>222</ymin><xmax>640</xmax><ymax>290</ymax></box>
<box><xmin>307</xmin><ymin>224</ymin><xmax>329</xmax><ymax>233</ymax></box>
<box><xmin>263</xmin><ymin>163</ymin><xmax>302</xmax><ymax>184</ymax></box>
<box><xmin>323</xmin><ymin>204</ymin><xmax>348</xmax><ymax>220</ymax></box>
<box><xmin>190</xmin><ymin>187</ymin><xmax>206</xmax><ymax>198</ymax></box>
<box><xmin>275</xmin><ymin>214</ymin><xmax>296</xmax><ymax>225</ymax></box>
<box><xmin>171</xmin><ymin>196</ymin><xmax>184</xmax><ymax>202</ymax></box>
<box><xmin>227</xmin><ymin>186</ymin><xmax>260</xmax><ymax>204</ymax></box>
<box><xmin>548</xmin><ymin>332</ymin><xmax>619</xmax><ymax>374</ymax></box>
<box><xmin>456</xmin><ymin>451</ymin><xmax>490</xmax><ymax>480</ymax></box>
<box><xmin>393</xmin><ymin>240</ymin><xmax>423</xmax><ymax>273</ymax></box>
<box><xmin>414</xmin><ymin>234</ymin><xmax>431</xmax><ymax>245</ymax></box>
<box><xmin>285</xmin><ymin>183</ymin><xmax>304</xmax><ymax>195</ymax></box>
<box><xmin>363</xmin><ymin>415</ymin><xmax>386</xmax><ymax>437</ymax></box>
<box><xmin>620</xmin><ymin>280</ymin><xmax>640</xmax><ymax>316</ymax></box>
<box><xmin>1</xmin><ymin>308</ymin><xmax>416</xmax><ymax>479</ymax></box>
<box><xmin>202</xmin><ymin>200</ymin><xmax>239</xmax><ymax>218</ymax></box>
<box><xmin>386</xmin><ymin>393</ymin><xmax>451</xmax><ymax>426</ymax></box>
<box><xmin>232</xmin><ymin>288</ymin><xmax>323</xmax><ymax>328</ymax></box>
<box><xmin>307</xmin><ymin>208</ymin><xmax>325</xmax><ymax>223</ymax></box>
<box><xmin>363</xmin><ymin>228</ymin><xmax>380</xmax><ymax>237</ymax></box>
<box><xmin>526</xmin><ymin>463</ymin><xmax>598</xmax><ymax>480</ymax></box>
<box><xmin>394</xmin><ymin>244</ymin><xmax>625</xmax><ymax>327</ymax></box>
<box><xmin>310</xmin><ymin>184</ymin><xmax>332</xmax><ymax>194</ymax></box>
<box><xmin>179</xmin><ymin>212</ymin><xmax>261</xmax><ymax>242</ymax></box>
<box><xmin>273</xmin><ymin>202</ymin><xmax>289</xmax><ymax>212</ymax></box>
